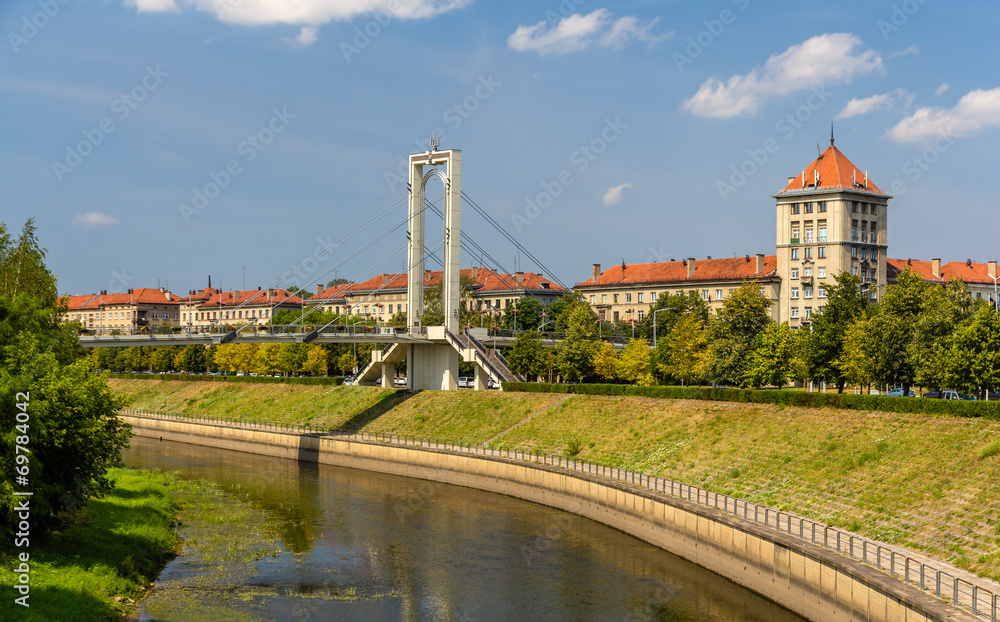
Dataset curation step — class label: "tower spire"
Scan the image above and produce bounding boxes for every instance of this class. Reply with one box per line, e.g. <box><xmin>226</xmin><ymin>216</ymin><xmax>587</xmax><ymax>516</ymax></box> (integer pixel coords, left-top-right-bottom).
<box><xmin>830</xmin><ymin>122</ymin><xmax>835</xmax><ymax>146</ymax></box>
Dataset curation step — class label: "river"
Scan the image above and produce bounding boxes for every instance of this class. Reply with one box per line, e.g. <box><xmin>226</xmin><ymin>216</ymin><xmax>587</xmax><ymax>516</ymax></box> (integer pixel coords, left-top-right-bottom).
<box><xmin>125</xmin><ymin>436</ymin><xmax>805</xmax><ymax>622</ymax></box>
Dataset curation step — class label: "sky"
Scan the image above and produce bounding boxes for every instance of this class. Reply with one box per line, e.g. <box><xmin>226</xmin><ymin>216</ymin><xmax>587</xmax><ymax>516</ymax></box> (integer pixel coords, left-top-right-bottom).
<box><xmin>3</xmin><ymin>0</ymin><xmax>1000</xmax><ymax>296</ymax></box>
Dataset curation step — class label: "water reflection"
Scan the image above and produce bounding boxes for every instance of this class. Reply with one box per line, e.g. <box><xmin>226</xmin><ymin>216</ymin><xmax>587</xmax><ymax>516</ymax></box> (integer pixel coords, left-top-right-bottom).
<box><xmin>126</xmin><ymin>436</ymin><xmax>805</xmax><ymax>622</ymax></box>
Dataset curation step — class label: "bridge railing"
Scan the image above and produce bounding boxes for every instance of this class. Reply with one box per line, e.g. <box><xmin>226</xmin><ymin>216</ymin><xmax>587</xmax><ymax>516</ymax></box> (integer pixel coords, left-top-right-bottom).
<box><xmin>122</xmin><ymin>407</ymin><xmax>999</xmax><ymax>620</ymax></box>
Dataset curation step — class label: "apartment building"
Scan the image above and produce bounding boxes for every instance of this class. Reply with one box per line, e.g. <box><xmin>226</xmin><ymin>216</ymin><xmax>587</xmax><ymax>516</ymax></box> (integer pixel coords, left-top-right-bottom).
<box><xmin>60</xmin><ymin>288</ymin><xmax>180</xmax><ymax>333</ymax></box>
<box><xmin>179</xmin><ymin>287</ymin><xmax>304</xmax><ymax>331</ymax></box>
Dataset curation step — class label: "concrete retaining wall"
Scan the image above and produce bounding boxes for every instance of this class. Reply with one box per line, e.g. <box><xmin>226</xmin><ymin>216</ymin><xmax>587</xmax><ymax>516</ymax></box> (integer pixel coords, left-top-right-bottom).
<box><xmin>124</xmin><ymin>415</ymin><xmax>975</xmax><ymax>622</ymax></box>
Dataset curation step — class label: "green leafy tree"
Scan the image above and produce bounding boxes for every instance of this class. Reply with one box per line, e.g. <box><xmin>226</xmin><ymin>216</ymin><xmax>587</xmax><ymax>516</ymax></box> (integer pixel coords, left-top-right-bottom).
<box><xmin>555</xmin><ymin>301</ymin><xmax>599</xmax><ymax>381</ymax></box>
<box><xmin>942</xmin><ymin>305</ymin><xmax>1000</xmax><ymax>395</ymax></box>
<box><xmin>255</xmin><ymin>343</ymin><xmax>282</xmax><ymax>375</ymax></box>
<box><xmin>654</xmin><ymin>313</ymin><xmax>707</xmax><ymax>386</ymax></box>
<box><xmin>546</xmin><ymin>291</ymin><xmax>586</xmax><ymax>332</ymax></box>
<box><xmin>233</xmin><ymin>343</ymin><xmax>259</xmax><ymax>373</ymax></box>
<box><xmin>802</xmin><ymin>272</ymin><xmax>868</xmax><ymax>392</ymax></box>
<box><xmin>179</xmin><ymin>344</ymin><xmax>207</xmax><ymax>373</ymax></box>
<box><xmin>641</xmin><ymin>290</ymin><xmax>710</xmax><ymax>342</ymax></box>
<box><xmin>592</xmin><ymin>341</ymin><xmax>619</xmax><ymax>381</ymax></box>
<box><xmin>213</xmin><ymin>344</ymin><xmax>239</xmax><ymax>373</ymax></box>
<box><xmin>616</xmin><ymin>339</ymin><xmax>654</xmax><ymax>386</ymax></box>
<box><xmin>0</xmin><ymin>219</ymin><xmax>58</xmax><ymax>305</ymax></box>
<box><xmin>702</xmin><ymin>283</ymin><xmax>773</xmax><ymax>386</ymax></box>
<box><xmin>507</xmin><ymin>331</ymin><xmax>548</xmax><ymax>379</ymax></box>
<box><xmin>337</xmin><ymin>351</ymin><xmax>358</xmax><ymax>375</ymax></box>
<box><xmin>151</xmin><ymin>346</ymin><xmax>180</xmax><ymax>372</ymax></box>
<box><xmin>911</xmin><ymin>279</ymin><xmax>973</xmax><ymax>391</ymax></box>
<box><xmin>837</xmin><ymin>318</ymin><xmax>872</xmax><ymax>390</ymax></box>
<box><xmin>863</xmin><ymin>270</ymin><xmax>928</xmax><ymax>395</ymax></box>
<box><xmin>278</xmin><ymin>343</ymin><xmax>308</xmax><ymax>376</ymax></box>
<box><xmin>301</xmin><ymin>345</ymin><xmax>329</xmax><ymax>376</ymax></box>
<box><xmin>744</xmin><ymin>322</ymin><xmax>794</xmax><ymax>388</ymax></box>
<box><xmin>500</xmin><ymin>297</ymin><xmax>545</xmax><ymax>331</ymax></box>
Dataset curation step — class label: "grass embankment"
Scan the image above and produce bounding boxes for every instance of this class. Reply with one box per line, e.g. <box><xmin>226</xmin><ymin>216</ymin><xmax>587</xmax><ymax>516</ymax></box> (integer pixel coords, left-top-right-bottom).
<box><xmin>0</xmin><ymin>469</ymin><xmax>178</xmax><ymax>621</ymax></box>
<box><xmin>110</xmin><ymin>379</ymin><xmax>1000</xmax><ymax>583</ymax></box>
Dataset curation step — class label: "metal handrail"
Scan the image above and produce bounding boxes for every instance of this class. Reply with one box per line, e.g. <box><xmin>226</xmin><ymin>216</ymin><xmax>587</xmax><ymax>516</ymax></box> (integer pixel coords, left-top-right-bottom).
<box><xmin>121</xmin><ymin>407</ymin><xmax>998</xmax><ymax>621</ymax></box>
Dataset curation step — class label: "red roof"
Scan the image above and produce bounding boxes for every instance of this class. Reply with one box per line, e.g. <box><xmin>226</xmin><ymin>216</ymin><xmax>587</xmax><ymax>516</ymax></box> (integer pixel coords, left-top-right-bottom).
<box><xmin>317</xmin><ymin>268</ymin><xmax>563</xmax><ymax>298</ymax></box>
<box><xmin>887</xmin><ymin>258</ymin><xmax>999</xmax><ymax>285</ymax></box>
<box><xmin>777</xmin><ymin>145</ymin><xmax>885</xmax><ymax>196</ymax></box>
<box><xmin>60</xmin><ymin>294</ymin><xmax>100</xmax><ymax>310</ymax></box>
<box><xmin>576</xmin><ymin>256</ymin><xmax>777</xmax><ymax>288</ymax></box>
<box><xmin>60</xmin><ymin>288</ymin><xmax>179</xmax><ymax>309</ymax></box>
<box><xmin>178</xmin><ymin>287</ymin><xmax>220</xmax><ymax>303</ymax></box>
<box><xmin>198</xmin><ymin>289</ymin><xmax>304</xmax><ymax>309</ymax></box>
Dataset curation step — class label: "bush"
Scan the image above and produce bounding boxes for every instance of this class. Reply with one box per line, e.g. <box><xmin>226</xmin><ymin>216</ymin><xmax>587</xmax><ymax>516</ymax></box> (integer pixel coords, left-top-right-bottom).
<box><xmin>500</xmin><ymin>382</ymin><xmax>1000</xmax><ymax>418</ymax></box>
<box><xmin>108</xmin><ymin>373</ymin><xmax>344</xmax><ymax>386</ymax></box>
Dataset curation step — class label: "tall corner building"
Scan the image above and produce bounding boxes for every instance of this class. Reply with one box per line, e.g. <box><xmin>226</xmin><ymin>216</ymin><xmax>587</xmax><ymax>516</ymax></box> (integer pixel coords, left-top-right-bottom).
<box><xmin>772</xmin><ymin>138</ymin><xmax>890</xmax><ymax>327</ymax></box>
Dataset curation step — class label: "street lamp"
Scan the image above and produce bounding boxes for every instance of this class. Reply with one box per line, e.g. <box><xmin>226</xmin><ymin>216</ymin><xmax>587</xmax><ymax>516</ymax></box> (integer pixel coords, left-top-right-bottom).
<box><xmin>990</xmin><ymin>274</ymin><xmax>999</xmax><ymax>311</ymax></box>
<box><xmin>651</xmin><ymin>307</ymin><xmax>677</xmax><ymax>349</ymax></box>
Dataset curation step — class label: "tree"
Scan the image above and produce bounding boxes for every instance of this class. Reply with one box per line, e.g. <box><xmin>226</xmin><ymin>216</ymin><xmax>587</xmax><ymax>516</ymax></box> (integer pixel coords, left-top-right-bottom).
<box><xmin>744</xmin><ymin>322</ymin><xmax>794</xmax><ymax>388</ymax></box>
<box><xmin>233</xmin><ymin>343</ymin><xmax>259</xmax><ymax>373</ymax></box>
<box><xmin>617</xmin><ymin>339</ymin><xmax>654</xmax><ymax>386</ymax></box>
<box><xmin>151</xmin><ymin>346</ymin><xmax>180</xmax><ymax>372</ymax></box>
<box><xmin>641</xmin><ymin>290</ymin><xmax>710</xmax><ymax>341</ymax></box>
<box><xmin>942</xmin><ymin>305</ymin><xmax>1000</xmax><ymax>395</ymax></box>
<box><xmin>555</xmin><ymin>301</ymin><xmax>599</xmax><ymax>381</ymax></box>
<box><xmin>277</xmin><ymin>343</ymin><xmax>307</xmax><ymax>376</ymax></box>
<box><xmin>863</xmin><ymin>270</ymin><xmax>927</xmax><ymax>395</ymax></box>
<box><xmin>654</xmin><ymin>313</ymin><xmax>707</xmax><ymax>386</ymax></box>
<box><xmin>326</xmin><ymin>277</ymin><xmax>352</xmax><ymax>288</ymax></box>
<box><xmin>507</xmin><ymin>331</ymin><xmax>548</xmax><ymax>379</ymax></box>
<box><xmin>301</xmin><ymin>345</ymin><xmax>329</xmax><ymax>376</ymax></box>
<box><xmin>1</xmin><ymin>222</ymin><xmax>131</xmax><ymax>542</ymax></box>
<box><xmin>702</xmin><ymin>283</ymin><xmax>773</xmax><ymax>386</ymax></box>
<box><xmin>500</xmin><ymin>297</ymin><xmax>545</xmax><ymax>331</ymax></box>
<box><xmin>255</xmin><ymin>343</ymin><xmax>282</xmax><ymax>375</ymax></box>
<box><xmin>421</xmin><ymin>273</ymin><xmax>476</xmax><ymax>327</ymax></box>
<box><xmin>179</xmin><ymin>344</ymin><xmax>207</xmax><ymax>373</ymax></box>
<box><xmin>213</xmin><ymin>344</ymin><xmax>239</xmax><ymax>373</ymax></box>
<box><xmin>337</xmin><ymin>351</ymin><xmax>358</xmax><ymax>375</ymax></box>
<box><xmin>912</xmin><ymin>279</ymin><xmax>973</xmax><ymax>391</ymax></box>
<box><xmin>837</xmin><ymin>318</ymin><xmax>872</xmax><ymax>390</ymax></box>
<box><xmin>802</xmin><ymin>272</ymin><xmax>868</xmax><ymax>392</ymax></box>
<box><xmin>592</xmin><ymin>341</ymin><xmax>619</xmax><ymax>381</ymax></box>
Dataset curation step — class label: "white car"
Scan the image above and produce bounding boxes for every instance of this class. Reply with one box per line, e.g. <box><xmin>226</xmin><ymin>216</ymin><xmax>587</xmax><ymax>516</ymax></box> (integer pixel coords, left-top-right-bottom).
<box><xmin>487</xmin><ymin>379</ymin><xmax>500</xmax><ymax>390</ymax></box>
<box><xmin>458</xmin><ymin>377</ymin><xmax>470</xmax><ymax>388</ymax></box>
<box><xmin>393</xmin><ymin>377</ymin><xmax>407</xmax><ymax>387</ymax></box>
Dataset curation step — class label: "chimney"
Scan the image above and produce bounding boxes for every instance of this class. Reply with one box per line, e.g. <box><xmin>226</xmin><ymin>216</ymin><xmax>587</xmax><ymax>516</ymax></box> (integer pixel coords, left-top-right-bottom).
<box><xmin>471</xmin><ymin>266</ymin><xmax>479</xmax><ymax>280</ymax></box>
<box><xmin>787</xmin><ymin>176</ymin><xmax>796</xmax><ymax>186</ymax></box>
<box><xmin>592</xmin><ymin>263</ymin><xmax>601</xmax><ymax>280</ymax></box>
<box><xmin>989</xmin><ymin>261</ymin><xmax>997</xmax><ymax>279</ymax></box>
<box><xmin>164</xmin><ymin>291</ymin><xmax>172</xmax><ymax>301</ymax></box>
<box><xmin>515</xmin><ymin>272</ymin><xmax>524</xmax><ymax>286</ymax></box>
<box><xmin>686</xmin><ymin>258</ymin><xmax>696</xmax><ymax>277</ymax></box>
<box><xmin>756</xmin><ymin>253</ymin><xmax>765</xmax><ymax>273</ymax></box>
<box><xmin>931</xmin><ymin>258</ymin><xmax>941</xmax><ymax>278</ymax></box>
<box><xmin>382</xmin><ymin>274</ymin><xmax>390</xmax><ymax>286</ymax></box>
<box><xmin>267</xmin><ymin>288</ymin><xmax>275</xmax><ymax>300</ymax></box>
<box><xmin>316</xmin><ymin>284</ymin><xmax>323</xmax><ymax>296</ymax></box>
<box><xmin>159</xmin><ymin>286</ymin><xmax>165</xmax><ymax>294</ymax></box>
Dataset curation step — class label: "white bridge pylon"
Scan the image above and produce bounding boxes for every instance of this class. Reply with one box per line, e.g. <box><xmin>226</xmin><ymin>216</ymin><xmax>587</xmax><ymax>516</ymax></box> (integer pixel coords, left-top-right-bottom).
<box><xmin>405</xmin><ymin>144</ymin><xmax>462</xmax><ymax>391</ymax></box>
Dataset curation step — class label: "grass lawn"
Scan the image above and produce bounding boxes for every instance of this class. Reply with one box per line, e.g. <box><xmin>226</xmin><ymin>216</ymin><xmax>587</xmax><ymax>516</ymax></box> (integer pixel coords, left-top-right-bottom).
<box><xmin>109</xmin><ymin>379</ymin><xmax>1000</xmax><ymax>583</ymax></box>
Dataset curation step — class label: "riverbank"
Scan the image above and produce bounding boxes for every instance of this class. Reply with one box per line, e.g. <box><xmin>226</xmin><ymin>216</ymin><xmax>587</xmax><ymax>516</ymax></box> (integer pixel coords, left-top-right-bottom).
<box><xmin>0</xmin><ymin>469</ymin><xmax>178</xmax><ymax>621</ymax></box>
<box><xmin>109</xmin><ymin>379</ymin><xmax>1000</xmax><ymax>583</ymax></box>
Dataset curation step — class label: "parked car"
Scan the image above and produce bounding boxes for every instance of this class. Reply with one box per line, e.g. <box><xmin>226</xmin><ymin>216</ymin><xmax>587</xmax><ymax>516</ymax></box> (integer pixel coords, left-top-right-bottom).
<box><xmin>458</xmin><ymin>377</ymin><xmax>470</xmax><ymax>388</ymax></box>
<box><xmin>393</xmin><ymin>377</ymin><xmax>407</xmax><ymax>387</ymax></box>
<box><xmin>487</xmin><ymin>379</ymin><xmax>500</xmax><ymax>390</ymax></box>
<box><xmin>885</xmin><ymin>388</ymin><xmax>916</xmax><ymax>397</ymax></box>
<box><xmin>922</xmin><ymin>390</ymin><xmax>964</xmax><ymax>400</ymax></box>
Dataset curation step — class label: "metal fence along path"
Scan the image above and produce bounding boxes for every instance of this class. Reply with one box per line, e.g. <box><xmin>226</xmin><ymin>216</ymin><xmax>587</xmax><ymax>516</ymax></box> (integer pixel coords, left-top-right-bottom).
<box><xmin>121</xmin><ymin>408</ymin><xmax>998</xmax><ymax>621</ymax></box>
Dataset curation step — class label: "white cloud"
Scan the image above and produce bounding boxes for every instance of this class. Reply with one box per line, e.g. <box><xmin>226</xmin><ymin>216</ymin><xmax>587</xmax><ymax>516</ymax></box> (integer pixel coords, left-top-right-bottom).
<box><xmin>285</xmin><ymin>25</ymin><xmax>318</xmax><ymax>46</ymax></box>
<box><xmin>889</xmin><ymin>44</ymin><xmax>918</xmax><ymax>58</ymax></box>
<box><xmin>935</xmin><ymin>83</ymin><xmax>950</xmax><ymax>96</ymax></box>
<box><xmin>73</xmin><ymin>212</ymin><xmax>118</xmax><ymax>230</ymax></box>
<box><xmin>126</xmin><ymin>0</ymin><xmax>470</xmax><ymax>27</ymax></box>
<box><xmin>887</xmin><ymin>86</ymin><xmax>1000</xmax><ymax>143</ymax></box>
<box><xmin>835</xmin><ymin>89</ymin><xmax>912</xmax><ymax>119</ymax></box>
<box><xmin>601</xmin><ymin>183</ymin><xmax>631</xmax><ymax>206</ymax></box>
<box><xmin>682</xmin><ymin>33</ymin><xmax>883</xmax><ymax>119</ymax></box>
<box><xmin>508</xmin><ymin>9</ymin><xmax>667</xmax><ymax>55</ymax></box>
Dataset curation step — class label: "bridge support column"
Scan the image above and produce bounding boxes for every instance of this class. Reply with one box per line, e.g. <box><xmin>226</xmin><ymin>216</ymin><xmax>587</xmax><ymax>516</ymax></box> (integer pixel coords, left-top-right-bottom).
<box><xmin>407</xmin><ymin>343</ymin><xmax>458</xmax><ymax>391</ymax></box>
<box><xmin>473</xmin><ymin>365</ymin><xmax>488</xmax><ymax>391</ymax></box>
<box><xmin>381</xmin><ymin>363</ymin><xmax>393</xmax><ymax>389</ymax></box>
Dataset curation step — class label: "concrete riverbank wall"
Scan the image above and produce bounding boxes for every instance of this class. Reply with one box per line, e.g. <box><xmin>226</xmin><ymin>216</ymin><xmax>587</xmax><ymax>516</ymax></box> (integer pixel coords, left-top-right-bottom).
<box><xmin>123</xmin><ymin>414</ymin><xmax>976</xmax><ymax>622</ymax></box>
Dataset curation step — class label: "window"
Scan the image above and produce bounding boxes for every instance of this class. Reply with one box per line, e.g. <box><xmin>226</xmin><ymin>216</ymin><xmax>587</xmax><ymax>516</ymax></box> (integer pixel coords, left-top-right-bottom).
<box><xmin>791</xmin><ymin>287</ymin><xmax>800</xmax><ymax>299</ymax></box>
<box><xmin>851</xmin><ymin>222</ymin><xmax>858</xmax><ymax>242</ymax></box>
<box><xmin>851</xmin><ymin>266</ymin><xmax>858</xmax><ymax>275</ymax></box>
<box><xmin>818</xmin><ymin>266</ymin><xmax>826</xmax><ymax>278</ymax></box>
<box><xmin>871</xmin><ymin>248</ymin><xmax>878</xmax><ymax>260</ymax></box>
<box><xmin>805</xmin><ymin>307</ymin><xmax>813</xmax><ymax>319</ymax></box>
<box><xmin>819</xmin><ymin>201</ymin><xmax>827</xmax><ymax>212</ymax></box>
<box><xmin>871</xmin><ymin>229</ymin><xmax>878</xmax><ymax>244</ymax></box>
<box><xmin>818</xmin><ymin>247</ymin><xmax>826</xmax><ymax>259</ymax></box>
<box><xmin>805</xmin><ymin>202</ymin><xmax>814</xmax><ymax>213</ymax></box>
<box><xmin>613</xmin><ymin>294</ymin><xmax>620</xmax><ymax>303</ymax></box>
<box><xmin>818</xmin><ymin>286</ymin><xmax>827</xmax><ymax>298</ymax></box>
<box><xmin>791</xmin><ymin>307</ymin><xmax>799</xmax><ymax>319</ymax></box>
<box><xmin>862</xmin><ymin>203</ymin><xmax>868</xmax><ymax>214</ymax></box>
<box><xmin>791</xmin><ymin>268</ymin><xmax>799</xmax><ymax>279</ymax></box>
<box><xmin>702</xmin><ymin>289</ymin><xmax>710</xmax><ymax>300</ymax></box>
<box><xmin>152</xmin><ymin>312</ymin><xmax>158</xmax><ymax>319</ymax></box>
<box><xmin>805</xmin><ymin>227</ymin><xmax>814</xmax><ymax>243</ymax></box>
<box><xmin>871</xmin><ymin>204</ymin><xmax>878</xmax><ymax>217</ymax></box>
<box><xmin>590</xmin><ymin>295</ymin><xmax>595</xmax><ymax>304</ymax></box>
<box><xmin>861</xmin><ymin>248</ymin><xmax>867</xmax><ymax>260</ymax></box>
<box><xmin>625</xmin><ymin>293</ymin><xmax>632</xmax><ymax>303</ymax></box>
<box><xmin>613</xmin><ymin>311</ymin><xmax>619</xmax><ymax>321</ymax></box>
<box><xmin>650</xmin><ymin>292</ymin><xmax>657</xmax><ymax>301</ymax></box>
<box><xmin>804</xmin><ymin>286</ymin><xmax>813</xmax><ymax>299</ymax></box>
<box><xmin>397</xmin><ymin>304</ymin><xmax>403</xmax><ymax>313</ymax></box>
<box><xmin>638</xmin><ymin>310</ymin><xmax>644</xmax><ymax>320</ymax></box>
<box><xmin>364</xmin><ymin>305</ymin><xmax>369</xmax><ymax>314</ymax></box>
<box><xmin>851</xmin><ymin>246</ymin><xmax>858</xmax><ymax>258</ymax></box>
<box><xmin>804</xmin><ymin>247</ymin><xmax>812</xmax><ymax>259</ymax></box>
<box><xmin>819</xmin><ymin>227</ymin><xmax>827</xmax><ymax>242</ymax></box>
<box><xmin>715</xmin><ymin>289</ymin><xmax>723</xmax><ymax>301</ymax></box>
<box><xmin>238</xmin><ymin>310</ymin><xmax>243</xmax><ymax>318</ymax></box>
<box><xmin>852</xmin><ymin>201</ymin><xmax>858</xmax><ymax>213</ymax></box>
<box><xmin>791</xmin><ymin>203</ymin><xmax>800</xmax><ymax>214</ymax></box>
<box><xmin>804</xmin><ymin>266</ymin><xmax>812</xmax><ymax>277</ymax></box>
<box><xmin>637</xmin><ymin>293</ymin><xmax>643</xmax><ymax>303</ymax></box>
<box><xmin>602</xmin><ymin>294</ymin><xmax>608</xmax><ymax>304</ymax></box>
<box><xmin>791</xmin><ymin>227</ymin><xmax>800</xmax><ymax>242</ymax></box>
<box><xmin>791</xmin><ymin>248</ymin><xmax>799</xmax><ymax>260</ymax></box>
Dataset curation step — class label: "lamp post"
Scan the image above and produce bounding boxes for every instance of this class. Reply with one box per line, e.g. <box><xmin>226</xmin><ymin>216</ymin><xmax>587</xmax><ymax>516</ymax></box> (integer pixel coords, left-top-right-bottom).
<box><xmin>651</xmin><ymin>307</ymin><xmax>676</xmax><ymax>348</ymax></box>
<box><xmin>990</xmin><ymin>274</ymin><xmax>999</xmax><ymax>311</ymax></box>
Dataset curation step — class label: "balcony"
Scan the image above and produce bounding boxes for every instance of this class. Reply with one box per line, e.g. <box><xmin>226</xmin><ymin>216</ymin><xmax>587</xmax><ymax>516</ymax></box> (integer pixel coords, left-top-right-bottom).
<box><xmin>790</xmin><ymin>238</ymin><xmax>800</xmax><ymax>244</ymax></box>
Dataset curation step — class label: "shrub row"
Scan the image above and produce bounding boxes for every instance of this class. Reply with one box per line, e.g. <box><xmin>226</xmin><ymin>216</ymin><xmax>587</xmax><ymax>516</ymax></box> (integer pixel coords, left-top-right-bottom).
<box><xmin>108</xmin><ymin>373</ymin><xmax>344</xmax><ymax>386</ymax></box>
<box><xmin>500</xmin><ymin>382</ymin><xmax>1000</xmax><ymax>418</ymax></box>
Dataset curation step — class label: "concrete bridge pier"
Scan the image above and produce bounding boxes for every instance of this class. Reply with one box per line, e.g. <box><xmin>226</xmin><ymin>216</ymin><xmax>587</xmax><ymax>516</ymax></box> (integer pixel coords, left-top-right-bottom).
<box><xmin>407</xmin><ymin>342</ymin><xmax>459</xmax><ymax>391</ymax></box>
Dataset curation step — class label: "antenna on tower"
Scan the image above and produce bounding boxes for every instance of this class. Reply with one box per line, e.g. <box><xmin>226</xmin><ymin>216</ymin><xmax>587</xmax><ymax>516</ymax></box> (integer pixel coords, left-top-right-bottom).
<box><xmin>816</xmin><ymin>143</ymin><xmax>822</xmax><ymax>157</ymax></box>
<box><xmin>830</xmin><ymin>122</ymin><xmax>835</xmax><ymax>146</ymax></box>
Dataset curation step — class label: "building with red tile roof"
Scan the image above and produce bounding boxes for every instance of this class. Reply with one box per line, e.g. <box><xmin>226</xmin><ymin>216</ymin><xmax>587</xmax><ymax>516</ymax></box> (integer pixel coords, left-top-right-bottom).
<box><xmin>179</xmin><ymin>287</ymin><xmax>304</xmax><ymax>331</ymax></box>
<box><xmin>60</xmin><ymin>288</ymin><xmax>180</xmax><ymax>334</ymax></box>
<box><xmin>887</xmin><ymin>258</ymin><xmax>1000</xmax><ymax>303</ymax></box>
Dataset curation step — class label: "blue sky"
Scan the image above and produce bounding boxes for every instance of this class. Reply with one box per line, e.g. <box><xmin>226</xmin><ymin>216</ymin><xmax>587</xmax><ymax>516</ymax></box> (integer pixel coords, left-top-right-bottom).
<box><xmin>3</xmin><ymin>0</ymin><xmax>999</xmax><ymax>295</ymax></box>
